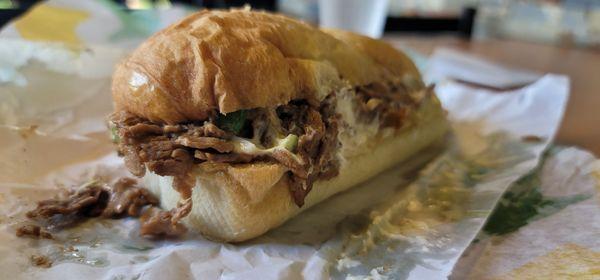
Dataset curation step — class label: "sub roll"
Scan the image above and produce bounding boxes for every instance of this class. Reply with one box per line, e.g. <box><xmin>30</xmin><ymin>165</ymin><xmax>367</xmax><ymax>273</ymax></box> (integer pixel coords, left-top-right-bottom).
<box><xmin>109</xmin><ymin>9</ymin><xmax>449</xmax><ymax>242</ymax></box>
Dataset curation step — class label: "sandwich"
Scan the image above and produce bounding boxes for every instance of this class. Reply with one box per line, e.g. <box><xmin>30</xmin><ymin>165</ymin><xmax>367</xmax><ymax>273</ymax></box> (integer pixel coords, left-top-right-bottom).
<box><xmin>108</xmin><ymin>9</ymin><xmax>449</xmax><ymax>242</ymax></box>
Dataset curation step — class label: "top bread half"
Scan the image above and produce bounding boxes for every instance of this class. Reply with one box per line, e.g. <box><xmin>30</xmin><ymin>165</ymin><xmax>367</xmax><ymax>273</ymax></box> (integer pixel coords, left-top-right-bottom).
<box><xmin>111</xmin><ymin>9</ymin><xmax>421</xmax><ymax>124</ymax></box>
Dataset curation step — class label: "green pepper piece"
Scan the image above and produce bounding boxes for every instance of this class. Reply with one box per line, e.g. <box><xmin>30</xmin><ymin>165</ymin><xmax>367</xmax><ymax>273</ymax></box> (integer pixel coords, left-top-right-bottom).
<box><xmin>280</xmin><ymin>134</ymin><xmax>298</xmax><ymax>152</ymax></box>
<box><xmin>216</xmin><ymin>110</ymin><xmax>247</xmax><ymax>135</ymax></box>
<box><xmin>110</xmin><ymin>123</ymin><xmax>120</xmax><ymax>143</ymax></box>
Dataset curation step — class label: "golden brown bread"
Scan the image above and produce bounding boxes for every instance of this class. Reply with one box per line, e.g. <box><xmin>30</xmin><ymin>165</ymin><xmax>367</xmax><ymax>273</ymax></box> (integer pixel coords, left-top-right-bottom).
<box><xmin>321</xmin><ymin>29</ymin><xmax>421</xmax><ymax>81</ymax></box>
<box><xmin>112</xmin><ymin>9</ymin><xmax>421</xmax><ymax>124</ymax></box>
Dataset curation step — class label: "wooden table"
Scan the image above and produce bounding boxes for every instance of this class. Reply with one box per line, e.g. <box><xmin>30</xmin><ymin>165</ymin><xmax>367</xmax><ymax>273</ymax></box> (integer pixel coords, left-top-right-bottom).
<box><xmin>385</xmin><ymin>35</ymin><xmax>600</xmax><ymax>156</ymax></box>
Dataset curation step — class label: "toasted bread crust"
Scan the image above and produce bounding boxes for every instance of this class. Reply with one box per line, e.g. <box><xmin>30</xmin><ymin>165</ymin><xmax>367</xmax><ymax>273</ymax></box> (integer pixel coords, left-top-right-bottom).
<box><xmin>112</xmin><ymin>10</ymin><xmax>420</xmax><ymax>124</ymax></box>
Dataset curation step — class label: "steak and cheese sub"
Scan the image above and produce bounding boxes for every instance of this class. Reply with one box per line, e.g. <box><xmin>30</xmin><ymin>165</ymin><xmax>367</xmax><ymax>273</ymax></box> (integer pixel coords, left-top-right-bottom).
<box><xmin>108</xmin><ymin>9</ymin><xmax>449</xmax><ymax>242</ymax></box>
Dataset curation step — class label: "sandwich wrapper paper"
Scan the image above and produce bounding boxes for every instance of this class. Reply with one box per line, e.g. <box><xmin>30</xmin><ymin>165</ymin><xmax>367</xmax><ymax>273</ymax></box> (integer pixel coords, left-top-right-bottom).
<box><xmin>0</xmin><ymin>1</ymin><xmax>598</xmax><ymax>279</ymax></box>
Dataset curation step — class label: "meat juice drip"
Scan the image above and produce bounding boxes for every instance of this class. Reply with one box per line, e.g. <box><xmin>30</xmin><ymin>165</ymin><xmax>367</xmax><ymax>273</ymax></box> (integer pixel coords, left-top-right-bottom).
<box><xmin>16</xmin><ymin>178</ymin><xmax>190</xmax><ymax>239</ymax></box>
<box><xmin>138</xmin><ymin>174</ymin><xmax>194</xmax><ymax>237</ymax></box>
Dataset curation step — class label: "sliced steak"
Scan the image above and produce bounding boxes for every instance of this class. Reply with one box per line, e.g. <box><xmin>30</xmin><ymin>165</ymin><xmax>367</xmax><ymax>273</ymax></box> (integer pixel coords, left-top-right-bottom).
<box><xmin>109</xmin><ymin>92</ymin><xmax>342</xmax><ymax>208</ymax></box>
<box><xmin>23</xmin><ymin>179</ymin><xmax>158</xmax><ymax>231</ymax></box>
<box><xmin>175</xmin><ymin>135</ymin><xmax>233</xmax><ymax>153</ymax></box>
<box><xmin>355</xmin><ymin>80</ymin><xmax>427</xmax><ymax>128</ymax></box>
<box><xmin>102</xmin><ymin>177</ymin><xmax>159</xmax><ymax>217</ymax></box>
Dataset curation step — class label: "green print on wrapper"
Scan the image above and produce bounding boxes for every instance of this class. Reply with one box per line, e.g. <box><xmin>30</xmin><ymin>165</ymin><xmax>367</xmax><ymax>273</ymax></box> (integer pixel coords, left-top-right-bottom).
<box><xmin>484</xmin><ymin>150</ymin><xmax>591</xmax><ymax>236</ymax></box>
<box><xmin>330</xmin><ymin>127</ymin><xmax>538</xmax><ymax>278</ymax></box>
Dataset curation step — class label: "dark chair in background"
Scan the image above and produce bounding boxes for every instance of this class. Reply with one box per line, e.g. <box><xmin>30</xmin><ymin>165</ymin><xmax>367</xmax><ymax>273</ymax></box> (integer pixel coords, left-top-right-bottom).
<box><xmin>0</xmin><ymin>0</ymin><xmax>39</xmax><ymax>27</ymax></box>
<box><xmin>180</xmin><ymin>0</ymin><xmax>276</xmax><ymax>10</ymax></box>
<box><xmin>384</xmin><ymin>7</ymin><xmax>477</xmax><ymax>39</ymax></box>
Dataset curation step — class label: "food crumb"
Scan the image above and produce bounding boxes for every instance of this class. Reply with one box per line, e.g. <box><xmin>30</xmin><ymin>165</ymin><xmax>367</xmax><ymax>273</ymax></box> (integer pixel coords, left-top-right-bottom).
<box><xmin>407</xmin><ymin>200</ymin><xmax>422</xmax><ymax>212</ymax></box>
<box><xmin>30</xmin><ymin>254</ymin><xmax>52</xmax><ymax>268</ymax></box>
<box><xmin>17</xmin><ymin>125</ymin><xmax>39</xmax><ymax>139</ymax></box>
<box><xmin>521</xmin><ymin>135</ymin><xmax>544</xmax><ymax>143</ymax></box>
<box><xmin>16</xmin><ymin>224</ymin><xmax>53</xmax><ymax>239</ymax></box>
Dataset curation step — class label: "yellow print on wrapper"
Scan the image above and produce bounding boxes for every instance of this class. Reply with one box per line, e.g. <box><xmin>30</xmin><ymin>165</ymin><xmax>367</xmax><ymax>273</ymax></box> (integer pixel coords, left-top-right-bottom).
<box><xmin>14</xmin><ymin>4</ymin><xmax>89</xmax><ymax>45</ymax></box>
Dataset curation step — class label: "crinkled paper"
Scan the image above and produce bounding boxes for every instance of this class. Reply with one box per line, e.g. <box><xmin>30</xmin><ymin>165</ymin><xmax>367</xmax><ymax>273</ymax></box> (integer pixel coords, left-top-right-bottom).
<box><xmin>1</xmin><ymin>1</ymin><xmax>598</xmax><ymax>279</ymax></box>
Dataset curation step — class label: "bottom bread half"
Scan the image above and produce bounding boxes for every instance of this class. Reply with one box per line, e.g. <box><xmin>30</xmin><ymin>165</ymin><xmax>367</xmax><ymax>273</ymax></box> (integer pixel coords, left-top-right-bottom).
<box><xmin>144</xmin><ymin>108</ymin><xmax>449</xmax><ymax>242</ymax></box>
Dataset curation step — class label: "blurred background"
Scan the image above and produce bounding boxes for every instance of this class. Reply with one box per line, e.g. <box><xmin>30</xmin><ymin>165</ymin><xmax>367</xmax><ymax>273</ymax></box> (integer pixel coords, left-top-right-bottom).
<box><xmin>0</xmin><ymin>0</ymin><xmax>598</xmax><ymax>155</ymax></box>
<box><xmin>1</xmin><ymin>0</ymin><xmax>598</xmax><ymax>49</ymax></box>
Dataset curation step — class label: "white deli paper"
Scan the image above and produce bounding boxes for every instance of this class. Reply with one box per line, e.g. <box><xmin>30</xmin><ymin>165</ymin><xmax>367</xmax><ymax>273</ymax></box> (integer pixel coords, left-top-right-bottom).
<box><xmin>0</xmin><ymin>38</ymin><xmax>569</xmax><ymax>280</ymax></box>
<box><xmin>424</xmin><ymin>48</ymin><xmax>542</xmax><ymax>89</ymax></box>
<box><xmin>451</xmin><ymin>146</ymin><xmax>600</xmax><ymax>279</ymax></box>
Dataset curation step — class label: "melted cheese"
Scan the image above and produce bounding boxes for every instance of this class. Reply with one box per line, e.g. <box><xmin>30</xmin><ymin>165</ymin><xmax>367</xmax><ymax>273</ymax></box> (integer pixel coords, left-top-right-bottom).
<box><xmin>230</xmin><ymin>134</ymin><xmax>303</xmax><ymax>163</ymax></box>
<box><xmin>335</xmin><ymin>87</ymin><xmax>382</xmax><ymax>159</ymax></box>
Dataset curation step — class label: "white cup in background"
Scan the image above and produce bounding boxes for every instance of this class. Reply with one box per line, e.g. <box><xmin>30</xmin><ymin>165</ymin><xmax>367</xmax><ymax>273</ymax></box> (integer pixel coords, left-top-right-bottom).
<box><xmin>318</xmin><ymin>0</ymin><xmax>389</xmax><ymax>38</ymax></box>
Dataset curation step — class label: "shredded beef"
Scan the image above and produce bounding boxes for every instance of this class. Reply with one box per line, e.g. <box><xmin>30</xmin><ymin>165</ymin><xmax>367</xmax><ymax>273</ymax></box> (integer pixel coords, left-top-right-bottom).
<box><xmin>16</xmin><ymin>224</ymin><xmax>53</xmax><ymax>239</ymax></box>
<box><xmin>109</xmin><ymin>79</ymin><xmax>423</xmax><ymax>210</ymax></box>
<box><xmin>276</xmin><ymin>96</ymin><xmax>340</xmax><ymax>206</ymax></box>
<box><xmin>31</xmin><ymin>255</ymin><xmax>52</xmax><ymax>268</ymax></box>
<box><xmin>145</xmin><ymin>159</ymin><xmax>186</xmax><ymax>177</ymax></box>
<box><xmin>18</xmin><ymin>80</ymin><xmax>425</xmax><ymax>242</ymax></box>
<box><xmin>139</xmin><ymin>138</ymin><xmax>177</xmax><ymax>163</ymax></box>
<box><xmin>102</xmin><ymin>178</ymin><xmax>159</xmax><ymax>217</ymax></box>
<box><xmin>175</xmin><ymin>135</ymin><xmax>233</xmax><ymax>153</ymax></box>
<box><xmin>297</xmin><ymin>108</ymin><xmax>325</xmax><ymax>161</ymax></box>
<box><xmin>124</xmin><ymin>123</ymin><xmax>163</xmax><ymax>138</ymax></box>
<box><xmin>355</xmin><ymin>81</ymin><xmax>428</xmax><ymax>128</ymax></box>
<box><xmin>122</xmin><ymin>145</ymin><xmax>146</xmax><ymax>177</ymax></box>
<box><xmin>195</xmin><ymin>151</ymin><xmax>253</xmax><ymax>163</ymax></box>
<box><xmin>198</xmin><ymin>122</ymin><xmax>229</xmax><ymax>138</ymax></box>
<box><xmin>22</xmin><ymin>179</ymin><xmax>158</xmax><ymax>231</ymax></box>
<box><xmin>18</xmin><ymin>177</ymin><xmax>195</xmax><ymax>239</ymax></box>
<box><xmin>139</xmin><ymin>206</ymin><xmax>187</xmax><ymax>237</ymax></box>
<box><xmin>270</xmin><ymin>149</ymin><xmax>308</xmax><ymax>179</ymax></box>
<box><xmin>111</xmin><ymin>112</ymin><xmax>233</xmax><ymax>182</ymax></box>
<box><xmin>316</xmin><ymin>96</ymin><xmax>341</xmax><ymax>180</ymax></box>
<box><xmin>110</xmin><ymin>98</ymin><xmax>341</xmax><ymax>207</ymax></box>
<box><xmin>163</xmin><ymin>124</ymin><xmax>183</xmax><ymax>133</ymax></box>
<box><xmin>250</xmin><ymin>110</ymin><xmax>270</xmax><ymax>145</ymax></box>
<box><xmin>26</xmin><ymin>182</ymin><xmax>110</xmax><ymax>222</ymax></box>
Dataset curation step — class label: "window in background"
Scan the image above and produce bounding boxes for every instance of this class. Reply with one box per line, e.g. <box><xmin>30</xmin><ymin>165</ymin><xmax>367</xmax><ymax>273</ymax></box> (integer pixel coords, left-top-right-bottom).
<box><xmin>277</xmin><ymin>0</ymin><xmax>318</xmax><ymax>23</ymax></box>
<box><xmin>1</xmin><ymin>0</ymin><xmax>597</xmax><ymax>48</ymax></box>
<box><xmin>474</xmin><ymin>0</ymin><xmax>599</xmax><ymax>48</ymax></box>
<box><xmin>388</xmin><ymin>0</ymin><xmax>479</xmax><ymax>17</ymax></box>
<box><xmin>278</xmin><ymin>0</ymin><xmax>476</xmax><ymax>38</ymax></box>
<box><xmin>279</xmin><ymin>0</ymin><xmax>598</xmax><ymax>48</ymax></box>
